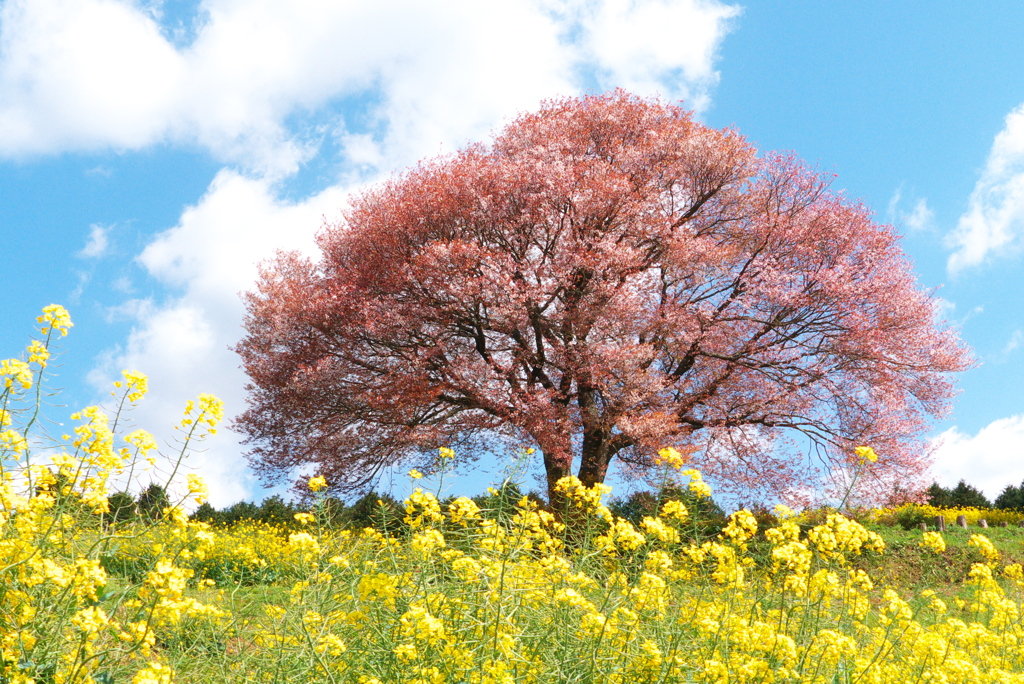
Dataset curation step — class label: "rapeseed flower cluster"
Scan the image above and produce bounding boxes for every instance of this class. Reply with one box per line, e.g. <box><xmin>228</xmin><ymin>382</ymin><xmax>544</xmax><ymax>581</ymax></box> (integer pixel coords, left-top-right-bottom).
<box><xmin>8</xmin><ymin>307</ymin><xmax>1024</xmax><ymax>683</ymax></box>
<box><xmin>654</xmin><ymin>446</ymin><xmax>686</xmax><ymax>470</ymax></box>
<box><xmin>114</xmin><ymin>369</ymin><xmax>149</xmax><ymax>403</ymax></box>
<box><xmin>0</xmin><ymin>358</ymin><xmax>32</xmax><ymax>390</ymax></box>
<box><xmin>682</xmin><ymin>468</ymin><xmax>713</xmax><ymax>498</ymax></box>
<box><xmin>167</xmin><ymin>472</ymin><xmax>1024</xmax><ymax>684</ymax></box>
<box><xmin>920</xmin><ymin>530</ymin><xmax>947</xmax><ymax>554</ymax></box>
<box><xmin>1</xmin><ymin>307</ymin><xmax>224</xmax><ymax>684</ymax></box>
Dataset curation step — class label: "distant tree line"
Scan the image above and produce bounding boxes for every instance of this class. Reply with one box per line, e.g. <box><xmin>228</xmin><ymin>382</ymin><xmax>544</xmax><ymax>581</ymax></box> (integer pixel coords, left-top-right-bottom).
<box><xmin>101</xmin><ymin>480</ymin><xmax>728</xmax><ymax>535</ymax></box>
<box><xmin>926</xmin><ymin>479</ymin><xmax>1024</xmax><ymax>510</ymax></box>
<box><xmin>103</xmin><ymin>484</ymin><xmax>314</xmax><ymax>528</ymax></box>
<box><xmin>100</xmin><ymin>477</ymin><xmax>1022</xmax><ymax>533</ymax></box>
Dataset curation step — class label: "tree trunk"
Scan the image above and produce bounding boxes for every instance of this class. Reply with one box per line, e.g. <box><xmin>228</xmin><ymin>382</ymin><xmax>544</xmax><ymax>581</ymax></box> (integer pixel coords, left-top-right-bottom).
<box><xmin>575</xmin><ymin>385</ymin><xmax>612</xmax><ymax>489</ymax></box>
<box><xmin>577</xmin><ymin>445</ymin><xmax>611</xmax><ymax>488</ymax></box>
<box><xmin>542</xmin><ymin>454</ymin><xmax>572</xmax><ymax>498</ymax></box>
<box><xmin>541</xmin><ymin>452</ymin><xmax>570</xmax><ymax>516</ymax></box>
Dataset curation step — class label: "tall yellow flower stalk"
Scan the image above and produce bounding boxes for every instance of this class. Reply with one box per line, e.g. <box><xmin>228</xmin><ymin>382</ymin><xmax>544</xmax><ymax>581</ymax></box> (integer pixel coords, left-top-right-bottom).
<box><xmin>1</xmin><ymin>307</ymin><xmax>224</xmax><ymax>684</ymax></box>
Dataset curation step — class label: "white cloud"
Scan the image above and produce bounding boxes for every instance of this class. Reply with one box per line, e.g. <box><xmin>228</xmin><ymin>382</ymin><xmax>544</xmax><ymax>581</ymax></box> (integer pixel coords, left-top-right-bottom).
<box><xmin>905</xmin><ymin>198</ymin><xmax>934</xmax><ymax>232</ymax></box>
<box><xmin>572</xmin><ymin>0</ymin><xmax>739</xmax><ymax>110</ymax></box>
<box><xmin>931</xmin><ymin>416</ymin><xmax>1024</xmax><ymax>500</ymax></box>
<box><xmin>79</xmin><ymin>224</ymin><xmax>111</xmax><ymax>258</ymax></box>
<box><xmin>0</xmin><ymin>0</ymin><xmax>184</xmax><ymax>153</ymax></box>
<box><xmin>1000</xmin><ymin>329</ymin><xmax>1024</xmax><ymax>361</ymax></box>
<box><xmin>0</xmin><ymin>0</ymin><xmax>737</xmax><ymax>176</ymax></box>
<box><xmin>946</xmin><ymin>103</ymin><xmax>1024</xmax><ymax>274</ymax></box>
<box><xmin>887</xmin><ymin>188</ymin><xmax>934</xmax><ymax>233</ymax></box>
<box><xmin>90</xmin><ymin>170</ymin><xmax>349</xmax><ymax>506</ymax></box>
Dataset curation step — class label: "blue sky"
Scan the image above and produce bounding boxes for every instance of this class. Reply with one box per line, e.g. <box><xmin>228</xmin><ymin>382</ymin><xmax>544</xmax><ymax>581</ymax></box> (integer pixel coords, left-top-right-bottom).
<box><xmin>3</xmin><ymin>0</ymin><xmax>1024</xmax><ymax>506</ymax></box>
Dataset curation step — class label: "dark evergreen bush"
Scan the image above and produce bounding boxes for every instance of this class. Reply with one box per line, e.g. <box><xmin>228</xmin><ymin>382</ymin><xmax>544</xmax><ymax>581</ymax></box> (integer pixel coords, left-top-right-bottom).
<box><xmin>106</xmin><ymin>491</ymin><xmax>137</xmax><ymax>525</ymax></box>
<box><xmin>995</xmin><ymin>481</ymin><xmax>1024</xmax><ymax>510</ymax></box>
<box><xmin>608</xmin><ymin>484</ymin><xmax>726</xmax><ymax>539</ymax></box>
<box><xmin>136</xmin><ymin>483</ymin><xmax>170</xmax><ymax>520</ymax></box>
<box><xmin>926</xmin><ymin>480</ymin><xmax>991</xmax><ymax>509</ymax></box>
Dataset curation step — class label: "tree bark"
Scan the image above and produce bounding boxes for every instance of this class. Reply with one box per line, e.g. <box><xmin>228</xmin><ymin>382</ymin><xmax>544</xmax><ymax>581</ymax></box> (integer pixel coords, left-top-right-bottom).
<box><xmin>577</xmin><ymin>453</ymin><xmax>611</xmax><ymax>489</ymax></box>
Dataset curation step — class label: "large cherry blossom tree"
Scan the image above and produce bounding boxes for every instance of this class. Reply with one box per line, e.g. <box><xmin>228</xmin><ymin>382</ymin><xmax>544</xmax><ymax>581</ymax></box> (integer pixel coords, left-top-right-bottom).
<box><xmin>235</xmin><ymin>91</ymin><xmax>972</xmax><ymax>505</ymax></box>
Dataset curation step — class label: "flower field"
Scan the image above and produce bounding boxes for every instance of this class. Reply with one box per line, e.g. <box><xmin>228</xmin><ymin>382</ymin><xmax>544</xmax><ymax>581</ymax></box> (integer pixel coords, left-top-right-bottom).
<box><xmin>869</xmin><ymin>503</ymin><xmax>1024</xmax><ymax>529</ymax></box>
<box><xmin>5</xmin><ymin>308</ymin><xmax>1024</xmax><ymax>683</ymax></box>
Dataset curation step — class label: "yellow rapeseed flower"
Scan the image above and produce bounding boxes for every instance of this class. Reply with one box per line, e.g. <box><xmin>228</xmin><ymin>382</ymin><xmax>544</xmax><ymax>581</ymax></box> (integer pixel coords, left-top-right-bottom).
<box><xmin>596</xmin><ymin>518</ymin><xmax>647</xmax><ymax>554</ymax></box>
<box><xmin>721</xmin><ymin>509</ymin><xmax>758</xmax><ymax>546</ymax></box>
<box><xmin>553</xmin><ymin>476</ymin><xmax>613</xmax><ymax>514</ymax></box>
<box><xmin>641</xmin><ymin>516</ymin><xmax>680</xmax><ymax>544</ymax></box>
<box><xmin>399</xmin><ymin>602</ymin><xmax>447</xmax><ymax>645</ymax></box>
<box><xmin>411</xmin><ymin>529</ymin><xmax>447</xmax><ymax>555</ymax></box>
<box><xmin>655</xmin><ymin>446</ymin><xmax>686</xmax><ymax>470</ymax></box>
<box><xmin>37</xmin><ymin>304</ymin><xmax>73</xmax><ymax>337</ymax></box>
<box><xmin>774</xmin><ymin>504</ymin><xmax>795</xmax><ymax>519</ymax></box>
<box><xmin>394</xmin><ymin>642</ymin><xmax>418</xmax><ymax>662</ymax></box>
<box><xmin>286</xmin><ymin>531</ymin><xmax>320</xmax><ymax>558</ymax></box>
<box><xmin>187</xmin><ymin>473</ymin><xmax>208</xmax><ymax>504</ymax></box>
<box><xmin>448</xmin><ymin>496</ymin><xmax>481</xmax><ymax>526</ymax></box>
<box><xmin>660</xmin><ymin>499</ymin><xmax>689</xmax><ymax>523</ymax></box>
<box><xmin>316</xmin><ymin>633</ymin><xmax>347</xmax><ymax>657</ymax></box>
<box><xmin>968</xmin><ymin>533</ymin><xmax>1000</xmax><ymax>564</ymax></box>
<box><xmin>124</xmin><ymin>429</ymin><xmax>158</xmax><ymax>460</ymax></box>
<box><xmin>179</xmin><ymin>393</ymin><xmax>225</xmax><ymax>433</ymax></box>
<box><xmin>404</xmin><ymin>488</ymin><xmax>444</xmax><ymax>527</ymax></box>
<box><xmin>308</xmin><ymin>475</ymin><xmax>328</xmax><ymax>492</ymax></box>
<box><xmin>855</xmin><ymin>445</ymin><xmax>878</xmax><ymax>463</ymax></box>
<box><xmin>681</xmin><ymin>469</ymin><xmax>712</xmax><ymax>498</ymax></box>
<box><xmin>71</xmin><ymin>606</ymin><xmax>109</xmax><ymax>635</ymax></box>
<box><xmin>920</xmin><ymin>531</ymin><xmax>946</xmax><ymax>554</ymax></box>
<box><xmin>26</xmin><ymin>340</ymin><xmax>49</xmax><ymax>367</ymax></box>
<box><xmin>1</xmin><ymin>358</ymin><xmax>32</xmax><ymax>390</ymax></box>
<box><xmin>132</xmin><ymin>662</ymin><xmax>175</xmax><ymax>684</ymax></box>
<box><xmin>0</xmin><ymin>428</ymin><xmax>28</xmax><ymax>455</ymax></box>
<box><xmin>115</xmin><ymin>370</ymin><xmax>149</xmax><ymax>402</ymax></box>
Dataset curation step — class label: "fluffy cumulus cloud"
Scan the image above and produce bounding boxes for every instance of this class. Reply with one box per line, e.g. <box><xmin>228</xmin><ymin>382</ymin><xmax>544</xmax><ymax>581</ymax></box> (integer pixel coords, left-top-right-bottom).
<box><xmin>946</xmin><ymin>104</ymin><xmax>1024</xmax><ymax>274</ymax></box>
<box><xmin>0</xmin><ymin>0</ymin><xmax>183</xmax><ymax>154</ymax></box>
<box><xmin>931</xmin><ymin>416</ymin><xmax>1024</xmax><ymax>500</ymax></box>
<box><xmin>89</xmin><ymin>171</ymin><xmax>348</xmax><ymax>505</ymax></box>
<box><xmin>0</xmin><ymin>0</ymin><xmax>738</xmax><ymax>175</ymax></box>
<box><xmin>573</xmin><ymin>0</ymin><xmax>739</xmax><ymax>112</ymax></box>
<box><xmin>18</xmin><ymin>0</ymin><xmax>739</xmax><ymax>502</ymax></box>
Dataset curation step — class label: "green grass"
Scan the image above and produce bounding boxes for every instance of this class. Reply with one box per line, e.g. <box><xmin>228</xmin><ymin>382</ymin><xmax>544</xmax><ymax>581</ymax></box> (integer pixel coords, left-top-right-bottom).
<box><xmin>849</xmin><ymin>522</ymin><xmax>1024</xmax><ymax>592</ymax></box>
